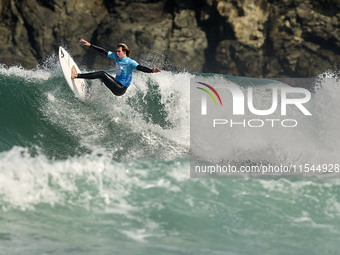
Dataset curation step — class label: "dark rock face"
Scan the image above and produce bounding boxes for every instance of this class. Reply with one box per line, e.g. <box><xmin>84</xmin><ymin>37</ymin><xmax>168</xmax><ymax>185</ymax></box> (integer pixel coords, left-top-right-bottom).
<box><xmin>0</xmin><ymin>0</ymin><xmax>339</xmax><ymax>77</ymax></box>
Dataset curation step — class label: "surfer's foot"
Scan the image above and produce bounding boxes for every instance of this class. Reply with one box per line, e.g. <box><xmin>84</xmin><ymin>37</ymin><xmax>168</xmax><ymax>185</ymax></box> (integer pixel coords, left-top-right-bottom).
<box><xmin>71</xmin><ymin>66</ymin><xmax>78</xmax><ymax>79</ymax></box>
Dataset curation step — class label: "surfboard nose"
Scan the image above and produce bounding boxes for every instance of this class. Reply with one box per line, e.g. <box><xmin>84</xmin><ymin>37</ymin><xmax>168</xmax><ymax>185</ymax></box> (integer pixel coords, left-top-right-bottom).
<box><xmin>59</xmin><ymin>47</ymin><xmax>65</xmax><ymax>58</ymax></box>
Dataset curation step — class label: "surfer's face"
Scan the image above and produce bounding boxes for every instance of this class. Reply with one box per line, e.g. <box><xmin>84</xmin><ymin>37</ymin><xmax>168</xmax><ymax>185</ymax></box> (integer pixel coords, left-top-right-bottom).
<box><xmin>116</xmin><ymin>47</ymin><xmax>126</xmax><ymax>59</ymax></box>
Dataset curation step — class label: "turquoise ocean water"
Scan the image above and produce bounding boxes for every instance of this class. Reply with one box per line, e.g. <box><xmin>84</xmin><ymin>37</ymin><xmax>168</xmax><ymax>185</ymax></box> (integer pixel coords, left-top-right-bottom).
<box><xmin>0</xmin><ymin>59</ymin><xmax>340</xmax><ymax>254</ymax></box>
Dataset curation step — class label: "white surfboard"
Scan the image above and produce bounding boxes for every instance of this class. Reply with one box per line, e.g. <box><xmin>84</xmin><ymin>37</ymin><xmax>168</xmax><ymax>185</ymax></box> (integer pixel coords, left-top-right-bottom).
<box><xmin>59</xmin><ymin>46</ymin><xmax>90</xmax><ymax>101</ymax></box>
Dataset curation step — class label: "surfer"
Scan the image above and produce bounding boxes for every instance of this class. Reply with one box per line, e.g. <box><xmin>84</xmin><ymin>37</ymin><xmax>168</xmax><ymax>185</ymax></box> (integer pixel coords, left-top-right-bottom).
<box><xmin>71</xmin><ymin>39</ymin><xmax>161</xmax><ymax>96</ymax></box>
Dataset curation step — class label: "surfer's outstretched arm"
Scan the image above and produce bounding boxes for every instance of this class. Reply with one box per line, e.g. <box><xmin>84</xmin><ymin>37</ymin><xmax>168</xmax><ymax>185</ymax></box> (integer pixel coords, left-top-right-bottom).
<box><xmin>137</xmin><ymin>65</ymin><xmax>161</xmax><ymax>73</ymax></box>
<box><xmin>80</xmin><ymin>39</ymin><xmax>108</xmax><ymax>55</ymax></box>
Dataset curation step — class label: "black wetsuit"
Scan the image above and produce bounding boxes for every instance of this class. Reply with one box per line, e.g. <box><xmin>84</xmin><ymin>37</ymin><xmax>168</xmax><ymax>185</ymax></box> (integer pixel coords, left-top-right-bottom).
<box><xmin>77</xmin><ymin>44</ymin><xmax>153</xmax><ymax>96</ymax></box>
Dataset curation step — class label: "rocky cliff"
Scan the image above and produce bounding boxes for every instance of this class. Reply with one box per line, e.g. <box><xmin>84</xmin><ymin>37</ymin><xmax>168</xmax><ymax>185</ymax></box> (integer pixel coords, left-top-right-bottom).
<box><xmin>0</xmin><ymin>0</ymin><xmax>339</xmax><ymax>77</ymax></box>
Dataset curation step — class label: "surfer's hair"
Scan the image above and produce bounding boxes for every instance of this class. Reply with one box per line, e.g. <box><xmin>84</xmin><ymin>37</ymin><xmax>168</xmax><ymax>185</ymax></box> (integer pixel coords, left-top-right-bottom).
<box><xmin>117</xmin><ymin>43</ymin><xmax>131</xmax><ymax>57</ymax></box>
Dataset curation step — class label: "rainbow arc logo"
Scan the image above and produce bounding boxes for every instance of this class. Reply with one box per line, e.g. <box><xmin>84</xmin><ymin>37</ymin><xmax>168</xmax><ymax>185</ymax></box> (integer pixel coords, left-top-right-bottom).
<box><xmin>196</xmin><ymin>82</ymin><xmax>222</xmax><ymax>116</ymax></box>
<box><xmin>196</xmin><ymin>82</ymin><xmax>223</xmax><ymax>106</ymax></box>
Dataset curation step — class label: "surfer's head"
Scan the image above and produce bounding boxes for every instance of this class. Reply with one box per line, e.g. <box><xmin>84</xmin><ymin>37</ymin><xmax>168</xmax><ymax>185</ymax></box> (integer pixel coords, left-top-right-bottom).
<box><xmin>116</xmin><ymin>43</ymin><xmax>130</xmax><ymax>58</ymax></box>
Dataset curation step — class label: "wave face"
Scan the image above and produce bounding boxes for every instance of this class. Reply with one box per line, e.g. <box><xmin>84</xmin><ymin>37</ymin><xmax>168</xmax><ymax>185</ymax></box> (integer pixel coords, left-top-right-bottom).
<box><xmin>0</xmin><ymin>62</ymin><xmax>340</xmax><ymax>254</ymax></box>
<box><xmin>0</xmin><ymin>63</ymin><xmax>192</xmax><ymax>160</ymax></box>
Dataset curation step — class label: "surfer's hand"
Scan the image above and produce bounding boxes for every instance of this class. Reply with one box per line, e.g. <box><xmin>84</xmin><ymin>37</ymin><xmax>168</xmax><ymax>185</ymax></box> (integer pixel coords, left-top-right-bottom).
<box><xmin>80</xmin><ymin>39</ymin><xmax>91</xmax><ymax>47</ymax></box>
<box><xmin>152</xmin><ymin>68</ymin><xmax>161</xmax><ymax>73</ymax></box>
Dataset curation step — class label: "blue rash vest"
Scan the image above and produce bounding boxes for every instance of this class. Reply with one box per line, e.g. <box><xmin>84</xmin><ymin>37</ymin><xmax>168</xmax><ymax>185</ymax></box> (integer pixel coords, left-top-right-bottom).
<box><xmin>107</xmin><ymin>51</ymin><xmax>139</xmax><ymax>87</ymax></box>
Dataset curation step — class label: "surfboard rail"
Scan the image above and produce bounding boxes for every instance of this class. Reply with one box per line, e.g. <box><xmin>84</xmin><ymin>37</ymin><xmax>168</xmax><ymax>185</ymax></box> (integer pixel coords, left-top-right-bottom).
<box><xmin>59</xmin><ymin>46</ymin><xmax>90</xmax><ymax>101</ymax></box>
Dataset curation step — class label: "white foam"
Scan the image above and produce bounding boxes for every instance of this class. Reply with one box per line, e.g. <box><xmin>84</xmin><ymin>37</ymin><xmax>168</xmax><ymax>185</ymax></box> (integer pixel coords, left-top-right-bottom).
<box><xmin>0</xmin><ymin>146</ymin><xmax>188</xmax><ymax>213</ymax></box>
<box><xmin>0</xmin><ymin>64</ymin><xmax>52</xmax><ymax>81</ymax></box>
